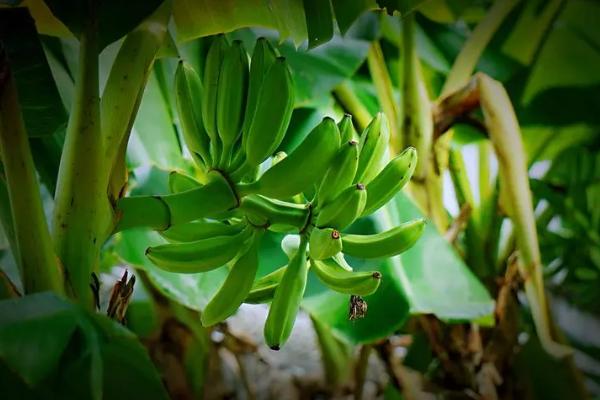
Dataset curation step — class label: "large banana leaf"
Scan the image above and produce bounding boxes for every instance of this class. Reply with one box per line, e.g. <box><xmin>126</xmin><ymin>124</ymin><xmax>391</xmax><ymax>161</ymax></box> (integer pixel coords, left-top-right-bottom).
<box><xmin>172</xmin><ymin>0</ymin><xmax>428</xmax><ymax>47</ymax></box>
<box><xmin>0</xmin><ymin>7</ymin><xmax>66</xmax><ymax>137</ymax></box>
<box><xmin>0</xmin><ymin>293</ymin><xmax>168</xmax><ymax>399</ymax></box>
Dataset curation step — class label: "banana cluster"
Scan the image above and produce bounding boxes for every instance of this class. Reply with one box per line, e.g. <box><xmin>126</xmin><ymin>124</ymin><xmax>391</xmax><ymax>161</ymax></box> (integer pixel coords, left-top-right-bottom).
<box><xmin>145</xmin><ymin>36</ymin><xmax>425</xmax><ymax>350</ymax></box>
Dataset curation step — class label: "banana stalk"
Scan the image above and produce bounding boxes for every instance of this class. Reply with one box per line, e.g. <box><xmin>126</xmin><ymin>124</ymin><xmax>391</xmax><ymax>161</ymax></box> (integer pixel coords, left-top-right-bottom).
<box><xmin>0</xmin><ymin>64</ymin><xmax>64</xmax><ymax>294</ymax></box>
<box><xmin>400</xmin><ymin>13</ymin><xmax>446</xmax><ymax>231</ymax></box>
<box><xmin>102</xmin><ymin>1</ymin><xmax>171</xmax><ymax>204</ymax></box>
<box><xmin>114</xmin><ymin>170</ymin><xmax>237</xmax><ymax>232</ymax></box>
<box><xmin>52</xmin><ymin>13</ymin><xmax>111</xmax><ymax>305</ymax></box>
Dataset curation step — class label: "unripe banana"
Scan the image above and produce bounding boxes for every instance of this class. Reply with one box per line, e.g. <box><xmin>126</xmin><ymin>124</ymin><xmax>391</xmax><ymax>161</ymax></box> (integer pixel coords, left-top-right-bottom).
<box><xmin>160</xmin><ymin>220</ymin><xmax>244</xmax><ymax>242</ymax></box>
<box><xmin>311</xmin><ymin>259</ymin><xmax>381</xmax><ymax>296</ymax></box>
<box><xmin>175</xmin><ymin>61</ymin><xmax>212</xmax><ymax>167</ymax></box>
<box><xmin>239</xmin><ymin>117</ymin><xmax>341</xmax><ymax>200</ymax></box>
<box><xmin>201</xmin><ymin>35</ymin><xmax>229</xmax><ymax>162</ymax></box>
<box><xmin>241</xmin><ymin>37</ymin><xmax>278</xmax><ymax>152</ymax></box>
<box><xmin>168</xmin><ymin>171</ymin><xmax>201</xmax><ymax>193</ymax></box>
<box><xmin>338</xmin><ymin>114</ymin><xmax>358</xmax><ymax>143</ymax></box>
<box><xmin>318</xmin><ymin>140</ymin><xmax>359</xmax><ymax>206</ymax></box>
<box><xmin>244</xmin><ymin>57</ymin><xmax>294</xmax><ymax>167</ymax></box>
<box><xmin>309</xmin><ymin>227</ymin><xmax>342</xmax><ymax>260</ymax></box>
<box><xmin>145</xmin><ymin>226</ymin><xmax>251</xmax><ymax>273</ymax></box>
<box><xmin>201</xmin><ymin>229</ymin><xmax>263</xmax><ymax>326</ymax></box>
<box><xmin>245</xmin><ymin>265</ymin><xmax>286</xmax><ymax>304</ymax></box>
<box><xmin>342</xmin><ymin>219</ymin><xmax>426</xmax><ymax>259</ymax></box>
<box><xmin>240</xmin><ymin>195</ymin><xmax>310</xmax><ymax>231</ymax></box>
<box><xmin>316</xmin><ymin>184</ymin><xmax>367</xmax><ymax>230</ymax></box>
<box><xmin>264</xmin><ymin>238</ymin><xmax>309</xmax><ymax>350</ymax></box>
<box><xmin>355</xmin><ymin>113</ymin><xmax>390</xmax><ymax>184</ymax></box>
<box><xmin>361</xmin><ymin>147</ymin><xmax>417</xmax><ymax>217</ymax></box>
<box><xmin>216</xmin><ymin>40</ymin><xmax>249</xmax><ymax>167</ymax></box>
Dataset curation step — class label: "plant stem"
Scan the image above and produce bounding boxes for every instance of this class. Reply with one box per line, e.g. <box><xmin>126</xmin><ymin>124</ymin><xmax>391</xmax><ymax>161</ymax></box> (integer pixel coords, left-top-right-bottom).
<box><xmin>367</xmin><ymin>40</ymin><xmax>401</xmax><ymax>151</ymax></box>
<box><xmin>448</xmin><ymin>148</ymin><xmax>488</xmax><ymax>277</ymax></box>
<box><xmin>0</xmin><ymin>64</ymin><xmax>64</xmax><ymax>294</ymax></box>
<box><xmin>448</xmin><ymin>149</ymin><xmax>474</xmax><ymax>207</ymax></box>
<box><xmin>478</xmin><ymin>73</ymin><xmax>570</xmax><ymax>358</ymax></box>
<box><xmin>311</xmin><ymin>315</ymin><xmax>351</xmax><ymax>387</ymax></box>
<box><xmin>400</xmin><ymin>13</ymin><xmax>447</xmax><ymax>231</ymax></box>
<box><xmin>52</xmin><ymin>14</ymin><xmax>110</xmax><ymax>306</ymax></box>
<box><xmin>401</xmin><ymin>13</ymin><xmax>432</xmax><ymax>180</ymax></box>
<box><xmin>478</xmin><ymin>141</ymin><xmax>491</xmax><ymax>203</ymax></box>
<box><xmin>115</xmin><ymin>170</ymin><xmax>238</xmax><ymax>232</ymax></box>
<box><xmin>439</xmin><ymin>0</ymin><xmax>521</xmax><ymax>99</ymax></box>
<box><xmin>102</xmin><ymin>1</ymin><xmax>171</xmax><ymax>203</ymax></box>
<box><xmin>333</xmin><ymin>81</ymin><xmax>372</xmax><ymax>130</ymax></box>
<box><xmin>354</xmin><ymin>344</ymin><xmax>371</xmax><ymax>400</ymax></box>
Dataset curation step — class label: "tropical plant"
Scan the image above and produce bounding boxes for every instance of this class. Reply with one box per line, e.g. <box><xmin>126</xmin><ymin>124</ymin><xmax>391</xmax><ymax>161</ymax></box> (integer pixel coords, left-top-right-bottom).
<box><xmin>0</xmin><ymin>0</ymin><xmax>597</xmax><ymax>399</ymax></box>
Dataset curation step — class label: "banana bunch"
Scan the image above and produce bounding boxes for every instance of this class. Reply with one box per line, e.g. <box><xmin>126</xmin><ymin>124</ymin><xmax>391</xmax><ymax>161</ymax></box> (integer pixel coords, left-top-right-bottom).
<box><xmin>141</xmin><ymin>36</ymin><xmax>426</xmax><ymax>350</ymax></box>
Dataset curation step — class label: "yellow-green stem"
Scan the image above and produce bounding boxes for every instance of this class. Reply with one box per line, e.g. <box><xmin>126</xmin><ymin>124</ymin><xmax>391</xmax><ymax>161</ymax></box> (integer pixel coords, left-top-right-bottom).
<box><xmin>400</xmin><ymin>13</ymin><xmax>446</xmax><ymax>231</ymax></box>
<box><xmin>0</xmin><ymin>66</ymin><xmax>64</xmax><ymax>294</ymax></box>
<box><xmin>53</xmin><ymin>16</ymin><xmax>110</xmax><ymax>306</ymax></box>
<box><xmin>478</xmin><ymin>73</ymin><xmax>570</xmax><ymax>358</ymax></box>
<box><xmin>367</xmin><ymin>40</ymin><xmax>401</xmax><ymax>152</ymax></box>
<box><xmin>333</xmin><ymin>81</ymin><xmax>372</xmax><ymax>130</ymax></box>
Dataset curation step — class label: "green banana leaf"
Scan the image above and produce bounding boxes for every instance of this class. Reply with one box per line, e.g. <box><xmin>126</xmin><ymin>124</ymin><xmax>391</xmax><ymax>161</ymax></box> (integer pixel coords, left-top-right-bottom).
<box><xmin>0</xmin><ymin>293</ymin><xmax>167</xmax><ymax>399</ymax></box>
<box><xmin>172</xmin><ymin>0</ymin><xmax>429</xmax><ymax>47</ymax></box>
<box><xmin>0</xmin><ymin>7</ymin><xmax>67</xmax><ymax>137</ymax></box>
<box><xmin>392</xmin><ymin>192</ymin><xmax>495</xmax><ymax>323</ymax></box>
<box><xmin>131</xmin><ymin>64</ymin><xmax>185</xmax><ymax>171</ymax></box>
<box><xmin>173</xmin><ymin>0</ymin><xmax>308</xmax><ymax>45</ymax></box>
<box><xmin>279</xmin><ymin>35</ymin><xmax>371</xmax><ymax>108</ymax></box>
<box><xmin>42</xmin><ymin>0</ymin><xmax>164</xmax><ymax>50</ymax></box>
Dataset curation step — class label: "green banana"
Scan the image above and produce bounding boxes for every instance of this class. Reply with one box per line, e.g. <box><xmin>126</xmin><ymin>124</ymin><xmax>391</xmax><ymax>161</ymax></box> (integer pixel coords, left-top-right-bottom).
<box><xmin>264</xmin><ymin>238</ymin><xmax>309</xmax><ymax>350</ymax></box>
<box><xmin>201</xmin><ymin>229</ymin><xmax>263</xmax><ymax>326</ymax></box>
<box><xmin>361</xmin><ymin>147</ymin><xmax>417</xmax><ymax>217</ymax></box>
<box><xmin>241</xmin><ymin>38</ymin><xmax>278</xmax><ymax>151</ymax></box>
<box><xmin>245</xmin><ymin>265</ymin><xmax>287</xmax><ymax>304</ymax></box>
<box><xmin>145</xmin><ymin>226</ymin><xmax>251</xmax><ymax>273</ymax></box>
<box><xmin>240</xmin><ymin>194</ymin><xmax>310</xmax><ymax>231</ymax></box>
<box><xmin>160</xmin><ymin>220</ymin><xmax>244</xmax><ymax>242</ymax></box>
<box><xmin>216</xmin><ymin>40</ymin><xmax>249</xmax><ymax>167</ymax></box>
<box><xmin>342</xmin><ymin>219</ymin><xmax>426</xmax><ymax>259</ymax></box>
<box><xmin>243</xmin><ymin>57</ymin><xmax>294</xmax><ymax>167</ymax></box>
<box><xmin>201</xmin><ymin>35</ymin><xmax>229</xmax><ymax>162</ymax></box>
<box><xmin>311</xmin><ymin>258</ymin><xmax>381</xmax><ymax>296</ymax></box>
<box><xmin>168</xmin><ymin>170</ymin><xmax>202</xmax><ymax>193</ymax></box>
<box><xmin>239</xmin><ymin>117</ymin><xmax>341</xmax><ymax>200</ymax></box>
<box><xmin>309</xmin><ymin>227</ymin><xmax>342</xmax><ymax>260</ymax></box>
<box><xmin>355</xmin><ymin>113</ymin><xmax>390</xmax><ymax>184</ymax></box>
<box><xmin>338</xmin><ymin>113</ymin><xmax>358</xmax><ymax>143</ymax></box>
<box><xmin>174</xmin><ymin>61</ymin><xmax>212</xmax><ymax>167</ymax></box>
<box><xmin>318</xmin><ymin>139</ymin><xmax>359</xmax><ymax>206</ymax></box>
<box><xmin>316</xmin><ymin>183</ymin><xmax>367</xmax><ymax>230</ymax></box>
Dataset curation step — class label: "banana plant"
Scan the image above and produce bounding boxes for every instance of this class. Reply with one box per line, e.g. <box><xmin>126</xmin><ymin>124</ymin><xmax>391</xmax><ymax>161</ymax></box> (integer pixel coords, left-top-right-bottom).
<box><xmin>0</xmin><ymin>0</ymin><xmax>597</xmax><ymax>398</ymax></box>
<box><xmin>0</xmin><ymin>0</ymin><xmax>427</xmax><ymax>395</ymax></box>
